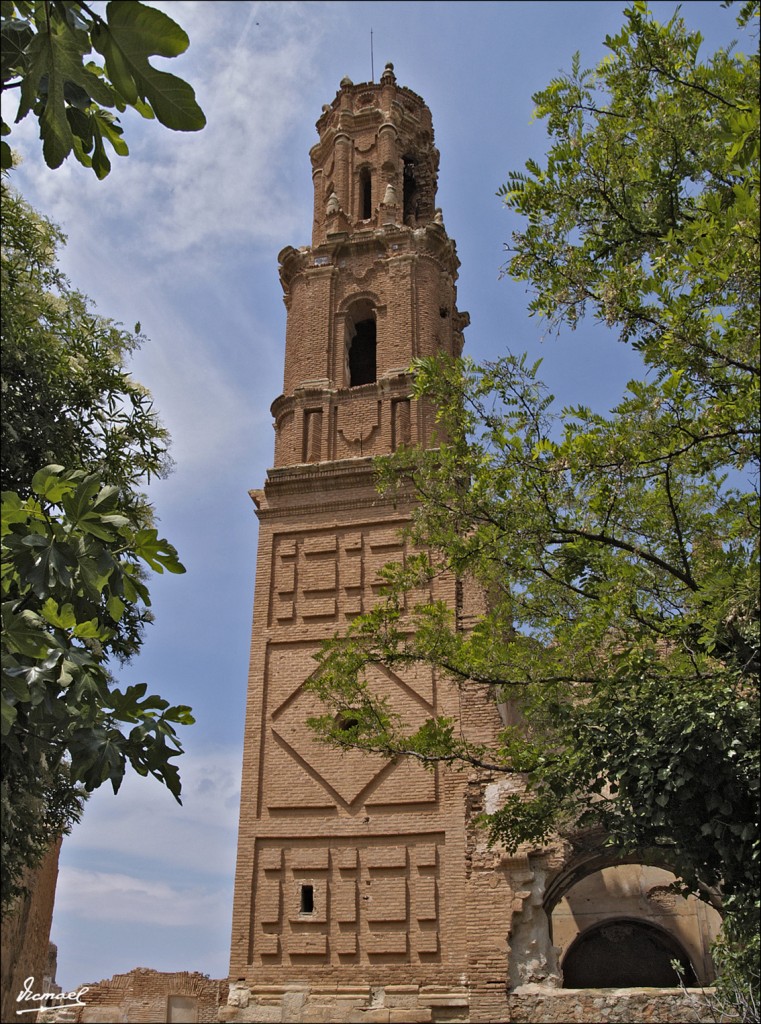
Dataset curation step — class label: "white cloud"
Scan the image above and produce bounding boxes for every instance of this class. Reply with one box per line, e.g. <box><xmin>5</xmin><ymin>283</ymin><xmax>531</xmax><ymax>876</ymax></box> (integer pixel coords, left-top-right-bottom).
<box><xmin>56</xmin><ymin>868</ymin><xmax>226</xmax><ymax>928</ymax></box>
<box><xmin>3</xmin><ymin>1</ymin><xmax>320</xmax><ymax>493</ymax></box>
<box><xmin>7</xmin><ymin>2</ymin><xmax>331</xmax><ymax>267</ymax></box>
<box><xmin>52</xmin><ymin>751</ymin><xmax>240</xmax><ymax>983</ymax></box>
<box><xmin>122</xmin><ymin>299</ymin><xmax>271</xmax><ymax>482</ymax></box>
<box><xmin>61</xmin><ymin>747</ymin><xmax>241</xmax><ymax>878</ymax></box>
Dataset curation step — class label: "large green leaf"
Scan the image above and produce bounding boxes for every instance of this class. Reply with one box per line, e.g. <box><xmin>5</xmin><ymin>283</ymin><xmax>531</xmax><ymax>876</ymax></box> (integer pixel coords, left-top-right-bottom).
<box><xmin>133</xmin><ymin>528</ymin><xmax>186</xmax><ymax>574</ymax></box>
<box><xmin>1</xmin><ymin>17</ymin><xmax>33</xmax><ymax>80</ymax></box>
<box><xmin>1</xmin><ymin>604</ymin><xmax>48</xmax><ymax>658</ymax></box>
<box><xmin>92</xmin><ymin>2</ymin><xmax>205</xmax><ymax>131</ymax></box>
<box><xmin>31</xmin><ymin>465</ymin><xmax>71</xmax><ymax>502</ymax></box>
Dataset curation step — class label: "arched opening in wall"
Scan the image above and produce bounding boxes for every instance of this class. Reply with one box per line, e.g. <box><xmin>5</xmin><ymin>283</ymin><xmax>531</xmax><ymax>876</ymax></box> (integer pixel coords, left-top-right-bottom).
<box><xmin>561</xmin><ymin>918</ymin><xmax>696</xmax><ymax>988</ymax></box>
<box><xmin>403</xmin><ymin>155</ymin><xmax>419</xmax><ymax>225</ymax></box>
<box><xmin>347</xmin><ymin>302</ymin><xmax>377</xmax><ymax>387</ymax></box>
<box><xmin>359</xmin><ymin>166</ymin><xmax>372</xmax><ymax>220</ymax></box>
<box><xmin>548</xmin><ymin>862</ymin><xmax>721</xmax><ymax>988</ymax></box>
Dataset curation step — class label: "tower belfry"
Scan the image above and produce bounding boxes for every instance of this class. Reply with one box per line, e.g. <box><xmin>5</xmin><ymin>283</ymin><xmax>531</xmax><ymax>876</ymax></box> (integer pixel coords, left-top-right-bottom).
<box><xmin>273</xmin><ymin>62</ymin><xmax>466</xmax><ymax>468</ymax></box>
<box><xmin>228</xmin><ymin>66</ymin><xmax>477</xmax><ymax>1020</ymax></box>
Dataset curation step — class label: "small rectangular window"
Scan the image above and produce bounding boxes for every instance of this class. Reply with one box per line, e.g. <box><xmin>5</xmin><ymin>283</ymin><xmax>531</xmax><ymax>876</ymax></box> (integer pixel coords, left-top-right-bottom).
<box><xmin>300</xmin><ymin>884</ymin><xmax>314</xmax><ymax>914</ymax></box>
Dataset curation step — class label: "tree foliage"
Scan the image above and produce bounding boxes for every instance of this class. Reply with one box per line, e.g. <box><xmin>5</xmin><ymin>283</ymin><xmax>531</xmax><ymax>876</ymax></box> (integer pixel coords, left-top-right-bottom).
<box><xmin>309</xmin><ymin>0</ymin><xmax>760</xmax><ymax>936</ymax></box>
<box><xmin>1</xmin><ymin>181</ymin><xmax>171</xmax><ymax>658</ymax></box>
<box><xmin>1</xmin><ymin>0</ymin><xmax>205</xmax><ymax>177</ymax></box>
<box><xmin>1</xmin><ymin>184</ymin><xmax>171</xmax><ymax>500</ymax></box>
<box><xmin>1</xmin><ymin>466</ymin><xmax>192</xmax><ymax>907</ymax></box>
<box><xmin>1</xmin><ymin>188</ymin><xmax>193</xmax><ymax>907</ymax></box>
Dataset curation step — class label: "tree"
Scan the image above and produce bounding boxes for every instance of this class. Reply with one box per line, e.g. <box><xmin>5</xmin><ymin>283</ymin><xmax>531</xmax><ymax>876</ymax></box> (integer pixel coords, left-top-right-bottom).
<box><xmin>2</xmin><ymin>180</ymin><xmax>172</xmax><ymax>657</ymax></box>
<box><xmin>1</xmin><ymin>0</ymin><xmax>204</xmax><ymax>909</ymax></box>
<box><xmin>1</xmin><ymin>467</ymin><xmax>192</xmax><ymax>908</ymax></box>
<box><xmin>1</xmin><ymin>0</ymin><xmax>205</xmax><ymax>178</ymax></box>
<box><xmin>1</xmin><ymin>186</ymin><xmax>193</xmax><ymax>908</ymax></box>
<box><xmin>309</xmin><ymin>0</ymin><xmax>759</xmax><ymax>953</ymax></box>
<box><xmin>1</xmin><ymin>184</ymin><xmax>171</xmax><ymax>494</ymax></box>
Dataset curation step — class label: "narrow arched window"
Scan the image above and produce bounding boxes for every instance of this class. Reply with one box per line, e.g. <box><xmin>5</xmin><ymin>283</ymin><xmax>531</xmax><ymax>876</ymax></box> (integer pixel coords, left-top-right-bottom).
<box><xmin>348</xmin><ymin>318</ymin><xmax>376</xmax><ymax>386</ymax></box>
<box><xmin>403</xmin><ymin>155</ymin><xmax>418</xmax><ymax>225</ymax></box>
<box><xmin>359</xmin><ymin>167</ymin><xmax>372</xmax><ymax>220</ymax></box>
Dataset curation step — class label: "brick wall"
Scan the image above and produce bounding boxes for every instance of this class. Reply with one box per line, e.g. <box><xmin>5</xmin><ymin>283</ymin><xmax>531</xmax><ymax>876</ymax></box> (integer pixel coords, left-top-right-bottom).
<box><xmin>38</xmin><ymin>968</ymin><xmax>226</xmax><ymax>1023</ymax></box>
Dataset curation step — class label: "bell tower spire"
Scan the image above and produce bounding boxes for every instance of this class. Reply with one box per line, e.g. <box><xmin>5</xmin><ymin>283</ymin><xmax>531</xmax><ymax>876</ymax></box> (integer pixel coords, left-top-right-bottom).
<box><xmin>273</xmin><ymin>66</ymin><xmax>467</xmax><ymax>465</ymax></box>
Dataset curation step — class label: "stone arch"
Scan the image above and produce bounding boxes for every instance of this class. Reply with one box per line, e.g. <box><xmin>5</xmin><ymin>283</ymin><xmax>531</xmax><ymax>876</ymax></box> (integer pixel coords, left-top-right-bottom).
<box><xmin>543</xmin><ymin>842</ymin><xmax>677</xmax><ymax>918</ymax></box>
<box><xmin>545</xmin><ymin>852</ymin><xmax>722</xmax><ymax>987</ymax></box>
<box><xmin>505</xmin><ymin>837</ymin><xmax>721</xmax><ymax>992</ymax></box>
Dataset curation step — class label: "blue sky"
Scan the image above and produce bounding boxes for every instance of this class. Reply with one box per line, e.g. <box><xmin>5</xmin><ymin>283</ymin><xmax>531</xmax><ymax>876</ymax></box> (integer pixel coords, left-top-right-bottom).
<box><xmin>2</xmin><ymin>0</ymin><xmax>744</xmax><ymax>991</ymax></box>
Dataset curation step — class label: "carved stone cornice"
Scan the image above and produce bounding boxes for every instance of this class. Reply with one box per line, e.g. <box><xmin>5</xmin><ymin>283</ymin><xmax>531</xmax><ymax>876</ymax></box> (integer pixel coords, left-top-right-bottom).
<box><xmin>252</xmin><ymin>455</ymin><xmax>415</xmax><ymax>521</ymax></box>
<box><xmin>278</xmin><ymin>223</ymin><xmax>460</xmax><ymax>293</ymax></box>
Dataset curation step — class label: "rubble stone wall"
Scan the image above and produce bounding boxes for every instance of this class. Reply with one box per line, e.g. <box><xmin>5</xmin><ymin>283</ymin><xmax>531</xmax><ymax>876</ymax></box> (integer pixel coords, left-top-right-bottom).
<box><xmin>507</xmin><ymin>987</ymin><xmax>714</xmax><ymax>1024</ymax></box>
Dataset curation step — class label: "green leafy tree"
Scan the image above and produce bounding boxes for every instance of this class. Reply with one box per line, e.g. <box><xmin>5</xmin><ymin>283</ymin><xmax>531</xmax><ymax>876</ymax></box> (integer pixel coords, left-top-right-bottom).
<box><xmin>309</xmin><ymin>0</ymin><xmax>760</xmax><ymax>975</ymax></box>
<box><xmin>1</xmin><ymin>187</ymin><xmax>194</xmax><ymax>908</ymax></box>
<box><xmin>1</xmin><ymin>466</ymin><xmax>192</xmax><ymax>907</ymax></box>
<box><xmin>2</xmin><ymin>181</ymin><xmax>170</xmax><ymax>658</ymax></box>
<box><xmin>1</xmin><ymin>0</ymin><xmax>205</xmax><ymax>177</ymax></box>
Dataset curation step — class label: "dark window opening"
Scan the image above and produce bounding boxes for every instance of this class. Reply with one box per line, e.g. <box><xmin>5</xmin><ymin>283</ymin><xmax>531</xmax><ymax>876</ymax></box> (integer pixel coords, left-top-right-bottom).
<box><xmin>300</xmin><ymin>884</ymin><xmax>314</xmax><ymax>914</ymax></box>
<box><xmin>349</xmin><ymin>318</ymin><xmax>377</xmax><ymax>386</ymax></box>
<box><xmin>562</xmin><ymin>919</ymin><xmax>696</xmax><ymax>989</ymax></box>
<box><xmin>360</xmin><ymin>167</ymin><xmax>372</xmax><ymax>219</ymax></box>
<box><xmin>335</xmin><ymin>711</ymin><xmax>360</xmax><ymax>731</ymax></box>
<box><xmin>403</xmin><ymin>156</ymin><xmax>418</xmax><ymax>224</ymax></box>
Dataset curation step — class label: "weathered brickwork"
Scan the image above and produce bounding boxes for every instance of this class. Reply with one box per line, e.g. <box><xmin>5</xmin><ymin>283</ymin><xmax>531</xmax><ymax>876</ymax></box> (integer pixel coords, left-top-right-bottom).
<box><xmin>228</xmin><ymin>66</ymin><xmax>477</xmax><ymax>1024</ymax></box>
<box><xmin>37</xmin><ymin>968</ymin><xmax>225</xmax><ymax>1023</ymax></box>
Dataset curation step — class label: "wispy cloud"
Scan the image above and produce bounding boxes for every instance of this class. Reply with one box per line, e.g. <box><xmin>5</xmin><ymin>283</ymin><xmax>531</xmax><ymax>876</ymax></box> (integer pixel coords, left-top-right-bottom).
<box><xmin>3</xmin><ymin>2</ymin><xmax>321</xmax><ymax>493</ymax></box>
<box><xmin>56</xmin><ymin>868</ymin><xmax>226</xmax><ymax>928</ymax></box>
<box><xmin>61</xmin><ymin>747</ymin><xmax>241</xmax><ymax>878</ymax></box>
<box><xmin>7</xmin><ymin>1</ymin><xmax>331</xmax><ymax>267</ymax></box>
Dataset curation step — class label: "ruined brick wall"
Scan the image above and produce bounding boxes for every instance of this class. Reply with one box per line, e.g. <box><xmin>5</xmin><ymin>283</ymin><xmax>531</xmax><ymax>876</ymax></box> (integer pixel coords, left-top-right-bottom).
<box><xmin>1</xmin><ymin>838</ymin><xmax>61</xmax><ymax>1023</ymax></box>
<box><xmin>39</xmin><ymin>968</ymin><xmax>226</xmax><ymax>1023</ymax></box>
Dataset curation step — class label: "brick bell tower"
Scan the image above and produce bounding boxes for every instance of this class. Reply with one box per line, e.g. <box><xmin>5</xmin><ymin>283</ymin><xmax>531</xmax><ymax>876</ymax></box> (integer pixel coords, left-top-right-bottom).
<box><xmin>228</xmin><ymin>65</ymin><xmax>478</xmax><ymax>1021</ymax></box>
